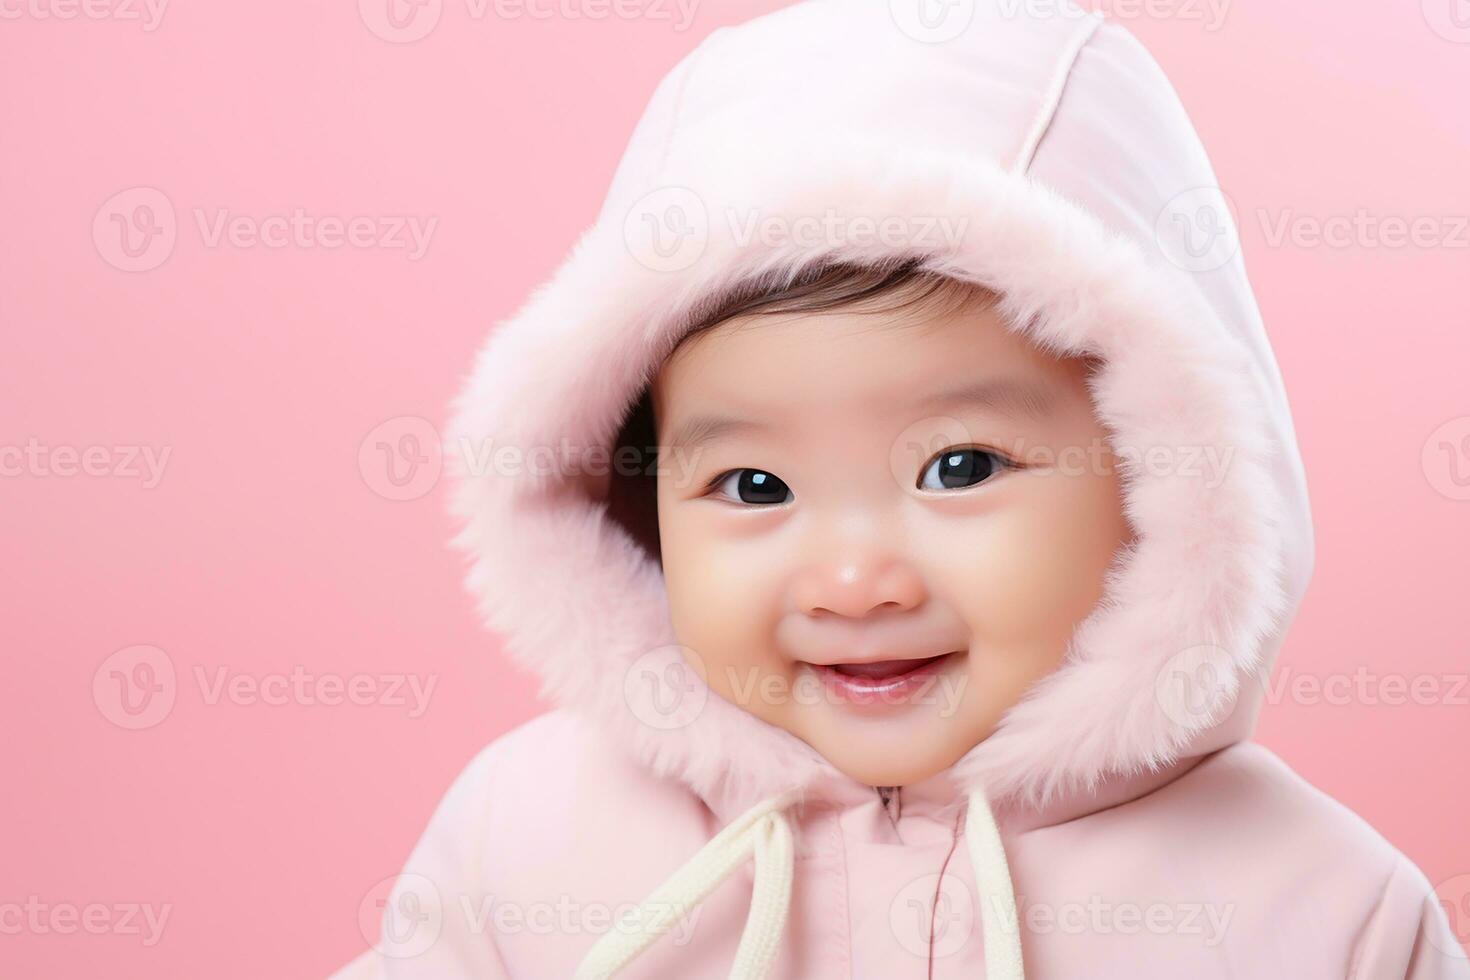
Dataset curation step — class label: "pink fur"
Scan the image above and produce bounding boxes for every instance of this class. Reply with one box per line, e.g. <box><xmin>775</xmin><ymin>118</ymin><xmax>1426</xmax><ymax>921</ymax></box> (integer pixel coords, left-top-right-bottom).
<box><xmin>445</xmin><ymin>137</ymin><xmax>1294</xmax><ymax>815</ymax></box>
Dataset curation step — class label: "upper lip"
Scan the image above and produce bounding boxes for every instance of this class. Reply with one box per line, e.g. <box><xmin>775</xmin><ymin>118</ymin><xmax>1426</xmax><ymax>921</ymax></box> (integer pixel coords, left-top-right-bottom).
<box><xmin>804</xmin><ymin>650</ymin><xmax>957</xmax><ymax>667</ymax></box>
<box><xmin>784</xmin><ymin>618</ymin><xmax>968</xmax><ymax>667</ymax></box>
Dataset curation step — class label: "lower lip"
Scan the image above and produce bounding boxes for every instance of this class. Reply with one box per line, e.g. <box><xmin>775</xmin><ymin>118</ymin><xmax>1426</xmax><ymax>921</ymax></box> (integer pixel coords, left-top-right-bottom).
<box><xmin>809</xmin><ymin>652</ymin><xmax>960</xmax><ymax>708</ymax></box>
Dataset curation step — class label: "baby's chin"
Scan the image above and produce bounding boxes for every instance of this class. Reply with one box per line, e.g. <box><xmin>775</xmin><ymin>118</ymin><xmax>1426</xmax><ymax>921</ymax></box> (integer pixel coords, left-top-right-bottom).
<box><xmin>801</xmin><ymin>718</ymin><xmax>989</xmax><ymax>788</ymax></box>
<box><xmin>776</xmin><ymin>654</ymin><xmax>990</xmax><ymax>788</ymax></box>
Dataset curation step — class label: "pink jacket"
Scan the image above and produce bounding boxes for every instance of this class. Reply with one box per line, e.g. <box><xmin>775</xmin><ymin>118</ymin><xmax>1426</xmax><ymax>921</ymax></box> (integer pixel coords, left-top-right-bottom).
<box><xmin>335</xmin><ymin>1</ymin><xmax>1469</xmax><ymax>976</ymax></box>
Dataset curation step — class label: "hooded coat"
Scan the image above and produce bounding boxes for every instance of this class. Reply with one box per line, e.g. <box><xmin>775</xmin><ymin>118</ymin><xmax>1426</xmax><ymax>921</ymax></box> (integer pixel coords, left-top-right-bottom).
<box><xmin>334</xmin><ymin>1</ymin><xmax>1469</xmax><ymax>976</ymax></box>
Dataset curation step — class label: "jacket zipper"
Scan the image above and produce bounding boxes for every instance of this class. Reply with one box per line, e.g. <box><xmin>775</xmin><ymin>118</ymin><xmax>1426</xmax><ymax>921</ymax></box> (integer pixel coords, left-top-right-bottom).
<box><xmin>877</xmin><ymin>785</ymin><xmax>901</xmax><ymax>822</ymax></box>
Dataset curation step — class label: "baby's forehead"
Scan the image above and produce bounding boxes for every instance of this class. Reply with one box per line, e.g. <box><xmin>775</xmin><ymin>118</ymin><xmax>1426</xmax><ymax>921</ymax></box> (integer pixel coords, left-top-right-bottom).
<box><xmin>648</xmin><ymin>309</ymin><xmax>1094</xmax><ymax>448</ymax></box>
<box><xmin>655</xmin><ymin>301</ymin><xmax>1077</xmax><ymax>393</ymax></box>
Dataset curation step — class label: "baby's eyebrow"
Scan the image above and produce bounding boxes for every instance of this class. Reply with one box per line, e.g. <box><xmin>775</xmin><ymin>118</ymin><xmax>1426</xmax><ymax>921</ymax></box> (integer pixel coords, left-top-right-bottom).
<box><xmin>667</xmin><ymin>413</ymin><xmax>767</xmax><ymax>452</ymax></box>
<box><xmin>917</xmin><ymin>377</ymin><xmax>1060</xmax><ymax>423</ymax></box>
<box><xmin>667</xmin><ymin>378</ymin><xmax>1058</xmax><ymax>451</ymax></box>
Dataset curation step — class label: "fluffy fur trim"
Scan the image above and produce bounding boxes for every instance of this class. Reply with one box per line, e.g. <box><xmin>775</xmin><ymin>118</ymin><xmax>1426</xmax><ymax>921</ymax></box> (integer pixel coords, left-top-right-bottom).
<box><xmin>446</xmin><ymin>138</ymin><xmax>1293</xmax><ymax>813</ymax></box>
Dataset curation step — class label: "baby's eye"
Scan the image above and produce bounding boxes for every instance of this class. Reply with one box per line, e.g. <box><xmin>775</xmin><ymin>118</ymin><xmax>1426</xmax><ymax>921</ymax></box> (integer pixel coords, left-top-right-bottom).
<box><xmin>917</xmin><ymin>447</ymin><xmax>1010</xmax><ymax>492</ymax></box>
<box><xmin>710</xmin><ymin>469</ymin><xmax>793</xmax><ymax>506</ymax></box>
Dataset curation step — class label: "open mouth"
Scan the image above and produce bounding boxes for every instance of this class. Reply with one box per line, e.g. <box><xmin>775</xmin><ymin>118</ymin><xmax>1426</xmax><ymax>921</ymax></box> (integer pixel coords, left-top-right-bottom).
<box><xmin>808</xmin><ymin>651</ymin><xmax>962</xmax><ymax>706</ymax></box>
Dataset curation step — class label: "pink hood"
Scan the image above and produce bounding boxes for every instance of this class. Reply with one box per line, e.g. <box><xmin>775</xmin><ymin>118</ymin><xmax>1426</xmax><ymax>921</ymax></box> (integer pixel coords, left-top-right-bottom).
<box><xmin>333</xmin><ymin>1</ymin><xmax>1467</xmax><ymax>977</ymax></box>
<box><xmin>447</xmin><ymin>0</ymin><xmax>1310</xmax><ymax>820</ymax></box>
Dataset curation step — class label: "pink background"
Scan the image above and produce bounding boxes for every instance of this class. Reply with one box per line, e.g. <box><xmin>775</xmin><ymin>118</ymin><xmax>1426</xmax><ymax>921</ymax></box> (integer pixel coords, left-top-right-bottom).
<box><xmin>2</xmin><ymin>1</ymin><xmax>1467</xmax><ymax>976</ymax></box>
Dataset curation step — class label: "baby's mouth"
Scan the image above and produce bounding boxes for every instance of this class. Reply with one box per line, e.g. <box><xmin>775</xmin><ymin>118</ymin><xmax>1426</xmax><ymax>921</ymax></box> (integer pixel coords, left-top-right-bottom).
<box><xmin>807</xmin><ymin>651</ymin><xmax>963</xmax><ymax>706</ymax></box>
<box><xmin>826</xmin><ymin>654</ymin><xmax>951</xmax><ymax>680</ymax></box>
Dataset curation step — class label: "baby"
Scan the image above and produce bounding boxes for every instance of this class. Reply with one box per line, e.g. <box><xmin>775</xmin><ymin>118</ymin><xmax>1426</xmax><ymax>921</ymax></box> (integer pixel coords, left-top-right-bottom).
<box><xmin>612</xmin><ymin>259</ymin><xmax>1136</xmax><ymax>797</ymax></box>
<box><xmin>336</xmin><ymin>1</ymin><xmax>1469</xmax><ymax>977</ymax></box>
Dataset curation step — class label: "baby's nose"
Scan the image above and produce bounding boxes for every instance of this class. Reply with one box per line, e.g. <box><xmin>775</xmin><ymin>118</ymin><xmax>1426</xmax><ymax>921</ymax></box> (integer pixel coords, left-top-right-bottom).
<box><xmin>789</xmin><ymin>552</ymin><xmax>927</xmax><ymax>620</ymax></box>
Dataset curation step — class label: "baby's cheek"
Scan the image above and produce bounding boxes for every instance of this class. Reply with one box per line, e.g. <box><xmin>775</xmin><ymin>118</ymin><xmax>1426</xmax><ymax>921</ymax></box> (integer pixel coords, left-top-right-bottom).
<box><xmin>662</xmin><ymin>545</ymin><xmax>789</xmax><ymax>711</ymax></box>
<box><xmin>930</xmin><ymin>497</ymin><xmax>1115</xmax><ymax>651</ymax></box>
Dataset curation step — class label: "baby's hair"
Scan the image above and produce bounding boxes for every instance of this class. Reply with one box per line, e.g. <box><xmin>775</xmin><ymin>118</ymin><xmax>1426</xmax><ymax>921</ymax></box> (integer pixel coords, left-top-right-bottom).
<box><xmin>604</xmin><ymin>258</ymin><xmax>1001</xmax><ymax>567</ymax></box>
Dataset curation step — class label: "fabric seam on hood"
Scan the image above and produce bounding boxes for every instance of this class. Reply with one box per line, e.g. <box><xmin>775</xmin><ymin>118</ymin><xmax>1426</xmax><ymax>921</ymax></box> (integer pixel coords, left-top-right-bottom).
<box><xmin>1013</xmin><ymin>11</ymin><xmax>1104</xmax><ymax>174</ymax></box>
<box><xmin>652</xmin><ymin>47</ymin><xmax>699</xmax><ymax>184</ymax></box>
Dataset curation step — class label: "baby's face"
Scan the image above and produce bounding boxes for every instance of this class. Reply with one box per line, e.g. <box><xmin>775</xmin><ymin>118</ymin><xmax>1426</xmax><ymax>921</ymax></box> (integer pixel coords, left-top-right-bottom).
<box><xmin>651</xmin><ymin>297</ymin><xmax>1133</xmax><ymax>787</ymax></box>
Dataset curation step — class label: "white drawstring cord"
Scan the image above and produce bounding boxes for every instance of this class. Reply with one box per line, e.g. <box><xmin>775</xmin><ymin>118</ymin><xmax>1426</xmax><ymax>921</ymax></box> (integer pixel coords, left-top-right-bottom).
<box><xmin>574</xmin><ymin>784</ymin><xmax>1024</xmax><ymax>980</ymax></box>
<box><xmin>574</xmin><ymin>790</ymin><xmax>800</xmax><ymax>980</ymax></box>
<box><xmin>965</xmin><ymin>785</ymin><xmax>1025</xmax><ymax>980</ymax></box>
